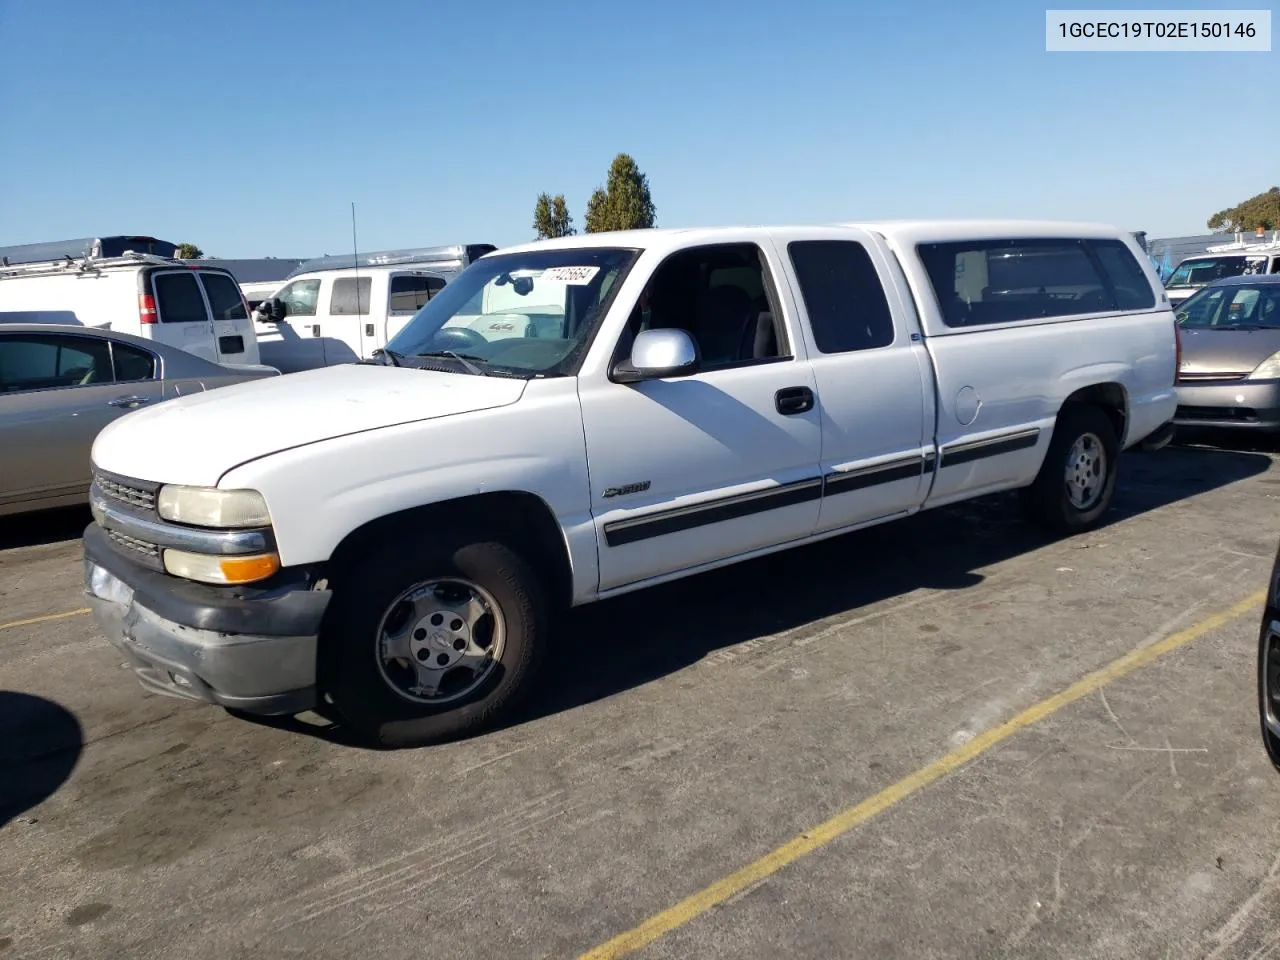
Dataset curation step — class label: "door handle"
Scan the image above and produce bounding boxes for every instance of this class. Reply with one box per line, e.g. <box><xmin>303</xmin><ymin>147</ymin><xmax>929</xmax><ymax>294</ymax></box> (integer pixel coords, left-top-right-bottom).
<box><xmin>775</xmin><ymin>386</ymin><xmax>814</xmax><ymax>415</ymax></box>
<box><xmin>365</xmin><ymin>323</ymin><xmax>375</xmax><ymax>337</ymax></box>
<box><xmin>108</xmin><ymin>395</ymin><xmax>151</xmax><ymax>408</ymax></box>
<box><xmin>311</xmin><ymin>325</ymin><xmax>321</xmax><ymax>337</ymax></box>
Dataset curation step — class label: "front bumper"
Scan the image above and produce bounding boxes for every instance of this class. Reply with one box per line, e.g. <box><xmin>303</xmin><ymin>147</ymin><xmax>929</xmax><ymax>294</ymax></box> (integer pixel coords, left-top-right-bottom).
<box><xmin>1173</xmin><ymin>378</ymin><xmax>1280</xmax><ymax>431</ymax></box>
<box><xmin>83</xmin><ymin>522</ymin><xmax>331</xmax><ymax>715</ymax></box>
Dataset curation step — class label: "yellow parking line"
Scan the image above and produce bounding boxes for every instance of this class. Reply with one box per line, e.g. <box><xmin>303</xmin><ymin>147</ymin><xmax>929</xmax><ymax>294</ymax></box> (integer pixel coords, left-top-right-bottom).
<box><xmin>579</xmin><ymin>588</ymin><xmax>1268</xmax><ymax>960</ymax></box>
<box><xmin>0</xmin><ymin>607</ymin><xmax>90</xmax><ymax>631</ymax></box>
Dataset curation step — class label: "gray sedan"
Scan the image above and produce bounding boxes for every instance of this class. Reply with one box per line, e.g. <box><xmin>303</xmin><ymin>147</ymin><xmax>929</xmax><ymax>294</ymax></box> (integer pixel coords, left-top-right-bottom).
<box><xmin>1174</xmin><ymin>274</ymin><xmax>1280</xmax><ymax>432</ymax></box>
<box><xmin>0</xmin><ymin>322</ymin><xmax>278</xmax><ymax>517</ymax></box>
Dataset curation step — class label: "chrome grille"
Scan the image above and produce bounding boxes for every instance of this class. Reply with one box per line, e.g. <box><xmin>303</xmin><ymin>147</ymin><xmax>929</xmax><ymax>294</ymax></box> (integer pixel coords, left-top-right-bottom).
<box><xmin>1177</xmin><ymin>372</ymin><xmax>1247</xmax><ymax>382</ymax></box>
<box><xmin>106</xmin><ymin>528</ymin><xmax>160</xmax><ymax>561</ymax></box>
<box><xmin>96</xmin><ymin>474</ymin><xmax>157</xmax><ymax>511</ymax></box>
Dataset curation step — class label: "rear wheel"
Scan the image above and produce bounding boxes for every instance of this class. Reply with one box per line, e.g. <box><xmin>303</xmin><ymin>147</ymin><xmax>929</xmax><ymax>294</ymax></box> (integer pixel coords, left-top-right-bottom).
<box><xmin>318</xmin><ymin>528</ymin><xmax>548</xmax><ymax>748</ymax></box>
<box><xmin>1020</xmin><ymin>404</ymin><xmax>1119</xmax><ymax>535</ymax></box>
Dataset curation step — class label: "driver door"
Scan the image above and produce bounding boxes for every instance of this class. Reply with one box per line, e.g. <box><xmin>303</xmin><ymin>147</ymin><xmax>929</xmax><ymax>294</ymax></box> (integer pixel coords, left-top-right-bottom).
<box><xmin>576</xmin><ymin>240</ymin><xmax>824</xmax><ymax>592</ymax></box>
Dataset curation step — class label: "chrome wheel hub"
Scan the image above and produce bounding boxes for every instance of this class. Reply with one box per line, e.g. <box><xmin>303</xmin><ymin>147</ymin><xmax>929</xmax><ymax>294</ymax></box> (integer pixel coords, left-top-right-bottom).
<box><xmin>1065</xmin><ymin>432</ymin><xmax>1106</xmax><ymax>510</ymax></box>
<box><xmin>375</xmin><ymin>578</ymin><xmax>505</xmax><ymax>705</ymax></box>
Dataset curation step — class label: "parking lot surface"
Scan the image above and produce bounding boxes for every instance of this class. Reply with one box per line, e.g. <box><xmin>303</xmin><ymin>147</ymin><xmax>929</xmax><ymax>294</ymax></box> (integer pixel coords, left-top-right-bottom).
<box><xmin>4</xmin><ymin>440</ymin><xmax>1280</xmax><ymax>959</ymax></box>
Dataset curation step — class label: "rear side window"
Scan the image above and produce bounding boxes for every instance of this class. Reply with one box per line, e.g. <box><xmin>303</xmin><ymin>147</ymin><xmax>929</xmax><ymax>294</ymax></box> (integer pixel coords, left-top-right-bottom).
<box><xmin>389</xmin><ymin>275</ymin><xmax>446</xmax><ymax>314</ymax></box>
<box><xmin>917</xmin><ymin>239</ymin><xmax>1123</xmax><ymax>327</ymax></box>
<box><xmin>0</xmin><ymin>334</ymin><xmax>113</xmax><ymax>393</ymax></box>
<box><xmin>199</xmin><ymin>273</ymin><xmax>249</xmax><ymax>322</ymax></box>
<box><xmin>1090</xmin><ymin>239</ymin><xmax>1156</xmax><ymax>310</ymax></box>
<box><xmin>153</xmin><ymin>272</ymin><xmax>208</xmax><ymax>323</ymax></box>
<box><xmin>112</xmin><ymin>342</ymin><xmax>156</xmax><ymax>381</ymax></box>
<box><xmin>330</xmin><ymin>277</ymin><xmax>372</xmax><ymax>316</ymax></box>
<box><xmin>787</xmin><ymin>240</ymin><xmax>895</xmax><ymax>353</ymax></box>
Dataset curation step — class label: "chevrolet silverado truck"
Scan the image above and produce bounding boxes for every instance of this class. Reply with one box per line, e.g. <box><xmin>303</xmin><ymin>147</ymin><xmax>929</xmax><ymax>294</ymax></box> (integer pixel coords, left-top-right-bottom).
<box><xmin>83</xmin><ymin>220</ymin><xmax>1179</xmax><ymax>747</ymax></box>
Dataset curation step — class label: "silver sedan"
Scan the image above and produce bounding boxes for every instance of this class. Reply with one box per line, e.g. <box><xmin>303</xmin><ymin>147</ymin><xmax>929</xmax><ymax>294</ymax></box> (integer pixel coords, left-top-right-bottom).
<box><xmin>0</xmin><ymin>322</ymin><xmax>279</xmax><ymax>517</ymax></box>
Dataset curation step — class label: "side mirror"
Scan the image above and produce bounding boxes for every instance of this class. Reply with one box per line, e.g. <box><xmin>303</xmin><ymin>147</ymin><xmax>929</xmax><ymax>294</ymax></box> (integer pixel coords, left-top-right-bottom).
<box><xmin>261</xmin><ymin>298</ymin><xmax>285</xmax><ymax>322</ymax></box>
<box><xmin>613</xmin><ymin>328</ymin><xmax>699</xmax><ymax>383</ymax></box>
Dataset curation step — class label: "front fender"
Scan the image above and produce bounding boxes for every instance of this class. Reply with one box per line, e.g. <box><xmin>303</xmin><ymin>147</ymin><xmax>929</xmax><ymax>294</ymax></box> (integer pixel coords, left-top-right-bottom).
<box><xmin>216</xmin><ymin>380</ymin><xmax>599</xmax><ymax>600</ymax></box>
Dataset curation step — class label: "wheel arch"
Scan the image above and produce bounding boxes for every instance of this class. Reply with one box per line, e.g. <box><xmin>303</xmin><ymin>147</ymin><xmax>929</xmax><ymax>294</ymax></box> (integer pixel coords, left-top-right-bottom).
<box><xmin>323</xmin><ymin>490</ymin><xmax>576</xmax><ymax>612</ymax></box>
<box><xmin>1059</xmin><ymin>380</ymin><xmax>1129</xmax><ymax>445</ymax></box>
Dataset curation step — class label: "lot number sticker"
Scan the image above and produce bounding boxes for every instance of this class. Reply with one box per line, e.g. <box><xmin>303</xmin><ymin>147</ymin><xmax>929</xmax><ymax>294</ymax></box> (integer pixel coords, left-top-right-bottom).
<box><xmin>544</xmin><ymin>266</ymin><xmax>600</xmax><ymax>284</ymax></box>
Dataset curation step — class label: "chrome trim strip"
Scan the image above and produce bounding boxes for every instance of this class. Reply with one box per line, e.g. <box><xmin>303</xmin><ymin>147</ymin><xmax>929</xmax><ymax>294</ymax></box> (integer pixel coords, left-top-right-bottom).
<box><xmin>939</xmin><ymin>427</ymin><xmax>1041</xmax><ymax>467</ymax></box>
<box><xmin>90</xmin><ymin>484</ymin><xmax>274</xmax><ymax>556</ymax></box>
<box><xmin>602</xmin><ymin>477</ymin><xmax>823</xmax><ymax>547</ymax></box>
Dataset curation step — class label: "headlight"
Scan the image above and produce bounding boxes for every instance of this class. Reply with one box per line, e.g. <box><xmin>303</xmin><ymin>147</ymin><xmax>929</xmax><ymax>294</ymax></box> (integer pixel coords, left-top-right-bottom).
<box><xmin>1249</xmin><ymin>351</ymin><xmax>1280</xmax><ymax>381</ymax></box>
<box><xmin>163</xmin><ymin>549</ymin><xmax>280</xmax><ymax>585</ymax></box>
<box><xmin>157</xmin><ymin>485</ymin><xmax>271</xmax><ymax>528</ymax></box>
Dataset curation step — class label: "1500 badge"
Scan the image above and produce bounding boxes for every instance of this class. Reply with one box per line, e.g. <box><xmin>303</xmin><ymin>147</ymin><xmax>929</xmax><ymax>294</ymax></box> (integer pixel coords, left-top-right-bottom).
<box><xmin>602</xmin><ymin>481</ymin><xmax>651</xmax><ymax>499</ymax></box>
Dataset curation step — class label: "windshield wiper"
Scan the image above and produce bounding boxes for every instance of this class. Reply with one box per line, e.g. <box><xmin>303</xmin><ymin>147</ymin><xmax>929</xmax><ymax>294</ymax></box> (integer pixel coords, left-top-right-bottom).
<box><xmin>372</xmin><ymin>348</ymin><xmax>408</xmax><ymax>367</ymax></box>
<box><xmin>415</xmin><ymin>350</ymin><xmax>489</xmax><ymax>376</ymax></box>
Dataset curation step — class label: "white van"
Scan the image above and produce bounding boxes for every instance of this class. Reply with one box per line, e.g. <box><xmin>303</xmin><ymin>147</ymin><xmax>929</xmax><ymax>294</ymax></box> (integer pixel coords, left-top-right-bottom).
<box><xmin>252</xmin><ymin>243</ymin><xmax>496</xmax><ymax>372</ymax></box>
<box><xmin>1164</xmin><ymin>232</ymin><xmax>1280</xmax><ymax>306</ymax></box>
<box><xmin>0</xmin><ymin>250</ymin><xmax>261</xmax><ymax>366</ymax></box>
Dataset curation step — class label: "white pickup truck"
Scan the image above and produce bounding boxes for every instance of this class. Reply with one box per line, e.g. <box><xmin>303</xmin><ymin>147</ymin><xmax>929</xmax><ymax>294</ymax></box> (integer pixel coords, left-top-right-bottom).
<box><xmin>82</xmin><ymin>220</ymin><xmax>1178</xmax><ymax>747</ymax></box>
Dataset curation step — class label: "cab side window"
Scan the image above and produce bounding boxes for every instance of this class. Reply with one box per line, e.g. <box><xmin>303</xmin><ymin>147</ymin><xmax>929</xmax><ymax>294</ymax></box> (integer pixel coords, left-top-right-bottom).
<box><xmin>620</xmin><ymin>243</ymin><xmax>789</xmax><ymax>372</ymax></box>
<box><xmin>389</xmin><ymin>275</ymin><xmax>447</xmax><ymax>314</ymax></box>
<box><xmin>275</xmin><ymin>279</ymin><xmax>321</xmax><ymax>317</ymax></box>
<box><xmin>0</xmin><ymin>334</ymin><xmax>114</xmax><ymax>393</ymax></box>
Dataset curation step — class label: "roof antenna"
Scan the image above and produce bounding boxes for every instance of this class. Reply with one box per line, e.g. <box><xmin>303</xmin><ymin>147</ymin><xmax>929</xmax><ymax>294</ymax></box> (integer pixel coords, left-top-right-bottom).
<box><xmin>351</xmin><ymin>200</ymin><xmax>362</xmax><ymax>323</ymax></box>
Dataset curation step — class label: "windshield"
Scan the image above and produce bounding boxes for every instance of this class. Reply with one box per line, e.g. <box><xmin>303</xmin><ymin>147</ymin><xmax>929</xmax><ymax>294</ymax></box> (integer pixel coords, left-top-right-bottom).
<box><xmin>1176</xmin><ymin>283</ymin><xmax>1280</xmax><ymax>329</ymax></box>
<box><xmin>384</xmin><ymin>247</ymin><xmax>640</xmax><ymax>377</ymax></box>
<box><xmin>1166</xmin><ymin>255</ymin><xmax>1269</xmax><ymax>288</ymax></box>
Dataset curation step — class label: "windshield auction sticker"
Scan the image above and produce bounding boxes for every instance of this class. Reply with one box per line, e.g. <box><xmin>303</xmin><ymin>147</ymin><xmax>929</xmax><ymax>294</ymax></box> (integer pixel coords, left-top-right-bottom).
<box><xmin>543</xmin><ymin>266</ymin><xmax>601</xmax><ymax>284</ymax></box>
<box><xmin>1046</xmin><ymin>9</ymin><xmax>1271</xmax><ymax>50</ymax></box>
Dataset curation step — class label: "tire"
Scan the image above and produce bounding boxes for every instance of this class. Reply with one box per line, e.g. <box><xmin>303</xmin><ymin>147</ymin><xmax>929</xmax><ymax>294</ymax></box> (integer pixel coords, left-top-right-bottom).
<box><xmin>317</xmin><ymin>528</ymin><xmax>548</xmax><ymax>749</ymax></box>
<box><xmin>1019</xmin><ymin>404</ymin><xmax>1119</xmax><ymax>535</ymax></box>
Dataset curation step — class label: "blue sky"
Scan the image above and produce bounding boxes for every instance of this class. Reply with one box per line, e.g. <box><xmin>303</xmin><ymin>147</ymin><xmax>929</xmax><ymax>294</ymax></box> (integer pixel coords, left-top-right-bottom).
<box><xmin>0</xmin><ymin>0</ymin><xmax>1274</xmax><ymax>257</ymax></box>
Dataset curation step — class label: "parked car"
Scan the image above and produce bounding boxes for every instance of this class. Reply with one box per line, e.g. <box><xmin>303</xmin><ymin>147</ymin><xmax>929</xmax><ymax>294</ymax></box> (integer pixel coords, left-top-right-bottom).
<box><xmin>1172</xmin><ymin>274</ymin><xmax>1280</xmax><ymax>433</ymax></box>
<box><xmin>82</xmin><ymin>219</ymin><xmax>1176</xmax><ymax>747</ymax></box>
<box><xmin>251</xmin><ymin>243</ymin><xmax>496</xmax><ymax>373</ymax></box>
<box><xmin>0</xmin><ymin>323</ymin><xmax>278</xmax><ymax>517</ymax></box>
<box><xmin>0</xmin><ymin>246</ymin><xmax>262</xmax><ymax>367</ymax></box>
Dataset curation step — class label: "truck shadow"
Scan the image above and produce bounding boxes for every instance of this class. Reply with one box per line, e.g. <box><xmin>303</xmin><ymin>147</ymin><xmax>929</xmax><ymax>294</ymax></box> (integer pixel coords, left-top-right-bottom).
<box><xmin>516</xmin><ymin>443</ymin><xmax>1273</xmax><ymax>728</ymax></box>
<box><xmin>0</xmin><ymin>691</ymin><xmax>84</xmax><ymax>829</ymax></box>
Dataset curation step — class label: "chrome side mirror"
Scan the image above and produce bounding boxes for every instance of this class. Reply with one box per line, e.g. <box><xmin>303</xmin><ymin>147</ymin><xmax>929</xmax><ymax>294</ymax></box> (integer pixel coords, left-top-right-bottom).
<box><xmin>613</xmin><ymin>328</ymin><xmax>700</xmax><ymax>383</ymax></box>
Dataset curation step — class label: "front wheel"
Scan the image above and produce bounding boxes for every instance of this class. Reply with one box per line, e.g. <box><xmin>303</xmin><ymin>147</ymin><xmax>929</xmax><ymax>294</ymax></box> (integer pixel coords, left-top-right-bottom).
<box><xmin>318</xmin><ymin>531</ymin><xmax>548</xmax><ymax>748</ymax></box>
<box><xmin>1019</xmin><ymin>405</ymin><xmax>1120</xmax><ymax>535</ymax></box>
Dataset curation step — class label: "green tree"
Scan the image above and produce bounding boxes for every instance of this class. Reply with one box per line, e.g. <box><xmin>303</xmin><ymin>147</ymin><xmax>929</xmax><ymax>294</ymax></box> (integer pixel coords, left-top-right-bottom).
<box><xmin>1207</xmin><ymin>187</ymin><xmax>1280</xmax><ymax>232</ymax></box>
<box><xmin>533</xmin><ymin>192</ymin><xmax>575</xmax><ymax>239</ymax></box>
<box><xmin>175</xmin><ymin>242</ymin><xmax>204</xmax><ymax>259</ymax></box>
<box><xmin>583</xmin><ymin>187</ymin><xmax>610</xmax><ymax>234</ymax></box>
<box><xmin>583</xmin><ymin>153</ymin><xmax>657</xmax><ymax>233</ymax></box>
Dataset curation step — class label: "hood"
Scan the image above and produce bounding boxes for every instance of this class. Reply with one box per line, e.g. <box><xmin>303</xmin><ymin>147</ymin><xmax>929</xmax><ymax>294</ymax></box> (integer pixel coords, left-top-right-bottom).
<box><xmin>1178</xmin><ymin>327</ymin><xmax>1280</xmax><ymax>377</ymax></box>
<box><xmin>91</xmin><ymin>363</ymin><xmax>527</xmax><ymax>486</ymax></box>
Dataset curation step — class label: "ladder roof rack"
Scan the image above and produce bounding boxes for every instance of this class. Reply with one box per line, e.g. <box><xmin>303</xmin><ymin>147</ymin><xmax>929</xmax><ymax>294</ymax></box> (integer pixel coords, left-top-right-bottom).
<box><xmin>286</xmin><ymin>243</ymin><xmax>498</xmax><ymax>279</ymax></box>
<box><xmin>0</xmin><ymin>250</ymin><xmax>192</xmax><ymax>280</ymax></box>
<box><xmin>0</xmin><ymin>235</ymin><xmax>180</xmax><ymax>267</ymax></box>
